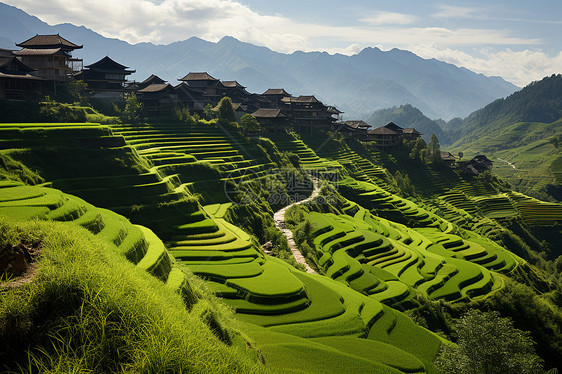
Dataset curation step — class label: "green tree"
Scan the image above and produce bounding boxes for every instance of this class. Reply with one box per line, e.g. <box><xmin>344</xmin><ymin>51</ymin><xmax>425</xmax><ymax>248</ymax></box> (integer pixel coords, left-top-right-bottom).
<box><xmin>203</xmin><ymin>103</ymin><xmax>215</xmax><ymax>120</ymax></box>
<box><xmin>217</xmin><ymin>97</ymin><xmax>236</xmax><ymax>125</ymax></box>
<box><xmin>435</xmin><ymin>309</ymin><xmax>544</xmax><ymax>374</ymax></box>
<box><xmin>240</xmin><ymin>114</ymin><xmax>261</xmax><ymax>134</ymax></box>
<box><xmin>121</xmin><ymin>93</ymin><xmax>145</xmax><ymax>125</ymax></box>
<box><xmin>427</xmin><ymin>134</ymin><xmax>441</xmax><ymax>164</ymax></box>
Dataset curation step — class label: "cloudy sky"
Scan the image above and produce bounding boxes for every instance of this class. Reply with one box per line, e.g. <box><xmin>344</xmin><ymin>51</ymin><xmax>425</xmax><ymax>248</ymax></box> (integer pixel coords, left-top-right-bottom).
<box><xmin>6</xmin><ymin>0</ymin><xmax>562</xmax><ymax>86</ymax></box>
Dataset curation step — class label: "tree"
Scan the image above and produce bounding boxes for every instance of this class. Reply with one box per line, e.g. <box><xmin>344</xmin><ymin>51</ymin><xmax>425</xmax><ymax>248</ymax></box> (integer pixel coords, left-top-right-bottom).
<box><xmin>121</xmin><ymin>93</ymin><xmax>144</xmax><ymax>125</ymax></box>
<box><xmin>458</xmin><ymin>151</ymin><xmax>464</xmax><ymax>160</ymax></box>
<box><xmin>435</xmin><ymin>309</ymin><xmax>544</xmax><ymax>374</ymax></box>
<box><xmin>217</xmin><ymin>97</ymin><xmax>236</xmax><ymax>125</ymax></box>
<box><xmin>240</xmin><ymin>114</ymin><xmax>261</xmax><ymax>134</ymax></box>
<box><xmin>427</xmin><ymin>134</ymin><xmax>441</xmax><ymax>164</ymax></box>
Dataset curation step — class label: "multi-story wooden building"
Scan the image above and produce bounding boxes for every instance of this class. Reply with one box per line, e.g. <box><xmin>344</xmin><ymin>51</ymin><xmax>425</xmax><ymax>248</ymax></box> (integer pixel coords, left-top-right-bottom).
<box><xmin>178</xmin><ymin>72</ymin><xmax>225</xmax><ymax>104</ymax></box>
<box><xmin>281</xmin><ymin>95</ymin><xmax>337</xmax><ymax>133</ymax></box>
<box><xmin>14</xmin><ymin>34</ymin><xmax>82</xmax><ymax>81</ymax></box>
<box><xmin>79</xmin><ymin>56</ymin><xmax>135</xmax><ymax>98</ymax></box>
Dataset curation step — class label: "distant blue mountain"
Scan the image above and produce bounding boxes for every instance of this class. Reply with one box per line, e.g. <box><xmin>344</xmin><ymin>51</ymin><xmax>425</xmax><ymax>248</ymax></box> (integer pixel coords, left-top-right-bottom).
<box><xmin>0</xmin><ymin>2</ymin><xmax>518</xmax><ymax>120</ymax></box>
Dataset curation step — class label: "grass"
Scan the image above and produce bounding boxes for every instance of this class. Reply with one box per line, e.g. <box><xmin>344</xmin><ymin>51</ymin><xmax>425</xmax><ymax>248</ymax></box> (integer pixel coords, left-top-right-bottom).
<box><xmin>0</xmin><ymin>217</ymin><xmax>267</xmax><ymax>373</ymax></box>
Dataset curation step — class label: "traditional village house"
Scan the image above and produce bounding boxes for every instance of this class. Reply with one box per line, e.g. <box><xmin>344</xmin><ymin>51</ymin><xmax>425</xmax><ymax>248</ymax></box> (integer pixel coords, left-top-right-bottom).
<box><xmin>440</xmin><ymin>151</ymin><xmax>457</xmax><ymax>167</ymax></box>
<box><xmin>261</xmin><ymin>88</ymin><xmax>292</xmax><ymax>108</ymax></box>
<box><xmin>0</xmin><ymin>51</ymin><xmax>43</xmax><ymax>100</ymax></box>
<box><xmin>251</xmin><ymin>108</ymin><xmax>290</xmax><ymax>134</ymax></box>
<box><xmin>337</xmin><ymin>120</ymin><xmax>371</xmax><ymax>141</ymax></box>
<box><xmin>402</xmin><ymin>128</ymin><xmax>422</xmax><ymax>140</ymax></box>
<box><xmin>178</xmin><ymin>72</ymin><xmax>225</xmax><ymax>105</ymax></box>
<box><xmin>281</xmin><ymin>95</ymin><xmax>335</xmax><ymax>133</ymax></box>
<box><xmin>136</xmin><ymin>83</ymin><xmax>177</xmax><ymax>117</ymax></box>
<box><xmin>127</xmin><ymin>74</ymin><xmax>166</xmax><ymax>91</ymax></box>
<box><xmin>456</xmin><ymin>155</ymin><xmax>493</xmax><ymax>175</ymax></box>
<box><xmin>173</xmin><ymin>82</ymin><xmax>209</xmax><ymax>113</ymax></box>
<box><xmin>14</xmin><ymin>34</ymin><xmax>82</xmax><ymax>82</ymax></box>
<box><xmin>78</xmin><ymin>56</ymin><xmax>135</xmax><ymax>99</ymax></box>
<box><xmin>367</xmin><ymin>126</ymin><xmax>401</xmax><ymax>147</ymax></box>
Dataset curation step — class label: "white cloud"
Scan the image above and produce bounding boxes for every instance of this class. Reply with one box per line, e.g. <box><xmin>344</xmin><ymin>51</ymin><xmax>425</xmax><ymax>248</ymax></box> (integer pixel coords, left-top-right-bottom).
<box><xmin>410</xmin><ymin>45</ymin><xmax>562</xmax><ymax>87</ymax></box>
<box><xmin>359</xmin><ymin>11</ymin><xmax>416</xmax><ymax>26</ymax></box>
<box><xmin>4</xmin><ymin>0</ymin><xmax>558</xmax><ymax>85</ymax></box>
<box><xmin>432</xmin><ymin>5</ymin><xmax>481</xmax><ymax>19</ymax></box>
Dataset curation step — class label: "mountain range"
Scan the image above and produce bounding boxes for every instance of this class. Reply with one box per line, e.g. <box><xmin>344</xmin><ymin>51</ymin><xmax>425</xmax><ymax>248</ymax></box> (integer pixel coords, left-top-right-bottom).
<box><xmin>0</xmin><ymin>2</ymin><xmax>518</xmax><ymax>120</ymax></box>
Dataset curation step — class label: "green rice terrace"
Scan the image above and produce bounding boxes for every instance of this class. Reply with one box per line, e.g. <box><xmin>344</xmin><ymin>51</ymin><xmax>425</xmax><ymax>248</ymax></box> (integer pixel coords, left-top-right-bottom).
<box><xmin>1</xmin><ymin>119</ymin><xmax>562</xmax><ymax>373</ymax></box>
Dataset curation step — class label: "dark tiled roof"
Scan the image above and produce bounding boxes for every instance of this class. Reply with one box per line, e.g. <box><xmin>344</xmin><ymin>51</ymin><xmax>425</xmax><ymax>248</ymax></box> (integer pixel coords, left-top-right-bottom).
<box><xmin>179</xmin><ymin>72</ymin><xmax>218</xmax><ymax>81</ymax></box>
<box><xmin>403</xmin><ymin>128</ymin><xmax>421</xmax><ymax>134</ymax></box>
<box><xmin>140</xmin><ymin>74</ymin><xmax>166</xmax><ymax>85</ymax></box>
<box><xmin>0</xmin><ymin>49</ymin><xmax>14</xmax><ymax>57</ymax></box>
<box><xmin>13</xmin><ymin>48</ymin><xmax>68</xmax><ymax>56</ymax></box>
<box><xmin>384</xmin><ymin>122</ymin><xmax>404</xmax><ymax>132</ymax></box>
<box><xmin>327</xmin><ymin>106</ymin><xmax>343</xmax><ymax>114</ymax></box>
<box><xmin>341</xmin><ymin>120</ymin><xmax>370</xmax><ymax>129</ymax></box>
<box><xmin>251</xmin><ymin>108</ymin><xmax>286</xmax><ymax>118</ymax></box>
<box><xmin>368</xmin><ymin>126</ymin><xmax>399</xmax><ymax>135</ymax></box>
<box><xmin>137</xmin><ymin>83</ymin><xmax>172</xmax><ymax>93</ymax></box>
<box><xmin>440</xmin><ymin>151</ymin><xmax>456</xmax><ymax>161</ymax></box>
<box><xmin>222</xmin><ymin>80</ymin><xmax>245</xmax><ymax>88</ymax></box>
<box><xmin>0</xmin><ymin>71</ymin><xmax>43</xmax><ymax>80</ymax></box>
<box><xmin>0</xmin><ymin>56</ymin><xmax>35</xmax><ymax>73</ymax></box>
<box><xmin>85</xmin><ymin>56</ymin><xmax>135</xmax><ymax>73</ymax></box>
<box><xmin>262</xmin><ymin>88</ymin><xmax>291</xmax><ymax>96</ymax></box>
<box><xmin>16</xmin><ymin>34</ymin><xmax>82</xmax><ymax>49</ymax></box>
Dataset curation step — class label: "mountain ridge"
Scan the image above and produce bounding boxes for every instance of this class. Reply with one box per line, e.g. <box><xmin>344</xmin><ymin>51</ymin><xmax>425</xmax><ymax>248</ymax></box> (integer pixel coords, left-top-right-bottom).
<box><xmin>0</xmin><ymin>1</ymin><xmax>518</xmax><ymax>120</ymax></box>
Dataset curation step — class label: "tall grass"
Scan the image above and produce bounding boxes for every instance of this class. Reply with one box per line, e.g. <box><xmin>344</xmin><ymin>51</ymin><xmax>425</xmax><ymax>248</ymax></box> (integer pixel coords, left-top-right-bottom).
<box><xmin>0</xmin><ymin>217</ymin><xmax>268</xmax><ymax>373</ymax></box>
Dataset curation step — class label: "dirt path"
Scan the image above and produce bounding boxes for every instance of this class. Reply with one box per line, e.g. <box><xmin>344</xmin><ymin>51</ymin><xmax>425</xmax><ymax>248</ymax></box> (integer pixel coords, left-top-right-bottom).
<box><xmin>497</xmin><ymin>157</ymin><xmax>517</xmax><ymax>169</ymax></box>
<box><xmin>272</xmin><ymin>176</ymin><xmax>320</xmax><ymax>274</ymax></box>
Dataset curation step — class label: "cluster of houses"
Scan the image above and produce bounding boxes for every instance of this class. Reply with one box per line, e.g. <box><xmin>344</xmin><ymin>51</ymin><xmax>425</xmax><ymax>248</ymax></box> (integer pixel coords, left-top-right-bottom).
<box><xmin>0</xmin><ymin>33</ymin><xmax>494</xmax><ymax>174</ymax></box>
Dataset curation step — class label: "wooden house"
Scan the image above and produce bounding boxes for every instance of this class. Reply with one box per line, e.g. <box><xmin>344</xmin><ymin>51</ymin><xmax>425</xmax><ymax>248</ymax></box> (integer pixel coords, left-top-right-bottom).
<box><xmin>136</xmin><ymin>83</ymin><xmax>176</xmax><ymax>116</ymax></box>
<box><xmin>79</xmin><ymin>56</ymin><xmax>135</xmax><ymax>98</ymax></box>
<box><xmin>337</xmin><ymin>120</ymin><xmax>371</xmax><ymax>140</ymax></box>
<box><xmin>178</xmin><ymin>72</ymin><xmax>225</xmax><ymax>105</ymax></box>
<box><xmin>367</xmin><ymin>126</ymin><xmax>401</xmax><ymax>147</ymax></box>
<box><xmin>261</xmin><ymin>88</ymin><xmax>292</xmax><ymax>108</ymax></box>
<box><xmin>402</xmin><ymin>127</ymin><xmax>422</xmax><ymax>140</ymax></box>
<box><xmin>251</xmin><ymin>108</ymin><xmax>290</xmax><ymax>134</ymax></box>
<box><xmin>281</xmin><ymin>95</ymin><xmax>334</xmax><ymax>133</ymax></box>
<box><xmin>14</xmin><ymin>34</ymin><xmax>82</xmax><ymax>81</ymax></box>
<box><xmin>440</xmin><ymin>151</ymin><xmax>457</xmax><ymax>166</ymax></box>
<box><xmin>0</xmin><ymin>55</ymin><xmax>43</xmax><ymax>100</ymax></box>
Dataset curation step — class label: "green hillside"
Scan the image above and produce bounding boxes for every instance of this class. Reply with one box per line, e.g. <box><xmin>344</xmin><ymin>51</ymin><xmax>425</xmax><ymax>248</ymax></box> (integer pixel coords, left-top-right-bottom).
<box><xmin>1</xmin><ymin>118</ymin><xmax>561</xmax><ymax>372</ymax></box>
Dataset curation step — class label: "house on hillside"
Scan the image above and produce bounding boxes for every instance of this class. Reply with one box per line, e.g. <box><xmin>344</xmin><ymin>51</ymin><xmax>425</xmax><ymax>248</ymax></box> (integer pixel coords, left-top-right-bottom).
<box><xmin>251</xmin><ymin>108</ymin><xmax>290</xmax><ymax>134</ymax></box>
<box><xmin>127</xmin><ymin>74</ymin><xmax>166</xmax><ymax>91</ymax></box>
<box><xmin>281</xmin><ymin>95</ymin><xmax>337</xmax><ymax>133</ymax></box>
<box><xmin>402</xmin><ymin>128</ymin><xmax>422</xmax><ymax>140</ymax></box>
<box><xmin>336</xmin><ymin>120</ymin><xmax>371</xmax><ymax>141</ymax></box>
<box><xmin>367</xmin><ymin>126</ymin><xmax>401</xmax><ymax>147</ymax></box>
<box><xmin>78</xmin><ymin>56</ymin><xmax>135</xmax><ymax>99</ymax></box>
<box><xmin>440</xmin><ymin>151</ymin><xmax>457</xmax><ymax>167</ymax></box>
<box><xmin>456</xmin><ymin>155</ymin><xmax>493</xmax><ymax>175</ymax></box>
<box><xmin>0</xmin><ymin>53</ymin><xmax>43</xmax><ymax>100</ymax></box>
<box><xmin>136</xmin><ymin>83</ymin><xmax>177</xmax><ymax>116</ymax></box>
<box><xmin>14</xmin><ymin>34</ymin><xmax>82</xmax><ymax>81</ymax></box>
<box><xmin>261</xmin><ymin>88</ymin><xmax>292</xmax><ymax>107</ymax></box>
<box><xmin>178</xmin><ymin>72</ymin><xmax>225</xmax><ymax>105</ymax></box>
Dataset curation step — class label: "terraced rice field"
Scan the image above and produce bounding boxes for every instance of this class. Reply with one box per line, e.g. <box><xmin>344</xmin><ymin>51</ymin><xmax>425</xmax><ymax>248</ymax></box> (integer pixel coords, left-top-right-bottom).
<box><xmin>301</xmin><ymin>204</ymin><xmax>517</xmax><ymax>304</ymax></box>
<box><xmin>0</xmin><ymin>181</ymin><xmax>186</xmax><ymax>290</ymax></box>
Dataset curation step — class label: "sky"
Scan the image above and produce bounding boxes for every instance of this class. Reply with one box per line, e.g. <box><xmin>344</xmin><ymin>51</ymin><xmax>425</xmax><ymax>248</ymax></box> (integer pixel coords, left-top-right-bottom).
<box><xmin>5</xmin><ymin>0</ymin><xmax>562</xmax><ymax>86</ymax></box>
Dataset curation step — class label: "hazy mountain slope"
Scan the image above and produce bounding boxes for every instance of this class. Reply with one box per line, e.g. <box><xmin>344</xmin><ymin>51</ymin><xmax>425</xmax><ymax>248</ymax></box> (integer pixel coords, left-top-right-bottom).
<box><xmin>449</xmin><ymin>74</ymin><xmax>562</xmax><ymax>146</ymax></box>
<box><xmin>447</xmin><ymin>74</ymin><xmax>562</xmax><ymax>201</ymax></box>
<box><xmin>367</xmin><ymin>104</ymin><xmax>450</xmax><ymax>144</ymax></box>
<box><xmin>0</xmin><ymin>2</ymin><xmax>518</xmax><ymax>120</ymax></box>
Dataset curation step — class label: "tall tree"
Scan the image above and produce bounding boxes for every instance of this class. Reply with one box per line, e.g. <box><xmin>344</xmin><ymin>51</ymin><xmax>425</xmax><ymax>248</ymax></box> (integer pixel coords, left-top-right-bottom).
<box><xmin>435</xmin><ymin>309</ymin><xmax>544</xmax><ymax>374</ymax></box>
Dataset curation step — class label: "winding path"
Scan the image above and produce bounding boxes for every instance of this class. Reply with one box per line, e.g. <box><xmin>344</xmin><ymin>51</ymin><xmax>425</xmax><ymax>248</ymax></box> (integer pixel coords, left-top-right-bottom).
<box><xmin>497</xmin><ymin>157</ymin><xmax>517</xmax><ymax>170</ymax></box>
<box><xmin>272</xmin><ymin>176</ymin><xmax>320</xmax><ymax>274</ymax></box>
